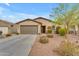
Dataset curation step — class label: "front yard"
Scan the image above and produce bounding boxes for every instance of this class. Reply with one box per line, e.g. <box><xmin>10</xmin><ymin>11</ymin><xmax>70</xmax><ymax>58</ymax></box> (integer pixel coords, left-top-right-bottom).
<box><xmin>29</xmin><ymin>34</ymin><xmax>79</xmax><ymax>56</ymax></box>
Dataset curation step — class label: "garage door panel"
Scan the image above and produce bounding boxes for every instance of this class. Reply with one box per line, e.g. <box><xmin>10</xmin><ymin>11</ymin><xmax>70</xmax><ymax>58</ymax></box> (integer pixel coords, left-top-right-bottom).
<box><xmin>0</xmin><ymin>27</ymin><xmax>8</xmax><ymax>34</ymax></box>
<box><xmin>20</xmin><ymin>25</ymin><xmax>38</xmax><ymax>34</ymax></box>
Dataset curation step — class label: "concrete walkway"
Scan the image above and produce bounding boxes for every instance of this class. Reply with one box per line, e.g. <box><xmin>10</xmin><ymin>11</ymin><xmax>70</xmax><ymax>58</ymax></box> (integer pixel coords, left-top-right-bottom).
<box><xmin>0</xmin><ymin>35</ymin><xmax>37</xmax><ymax>56</ymax></box>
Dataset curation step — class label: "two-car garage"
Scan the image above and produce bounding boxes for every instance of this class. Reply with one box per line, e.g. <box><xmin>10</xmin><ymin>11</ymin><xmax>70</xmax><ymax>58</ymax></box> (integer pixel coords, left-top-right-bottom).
<box><xmin>16</xmin><ymin>19</ymin><xmax>42</xmax><ymax>34</ymax></box>
<box><xmin>20</xmin><ymin>25</ymin><xmax>38</xmax><ymax>34</ymax></box>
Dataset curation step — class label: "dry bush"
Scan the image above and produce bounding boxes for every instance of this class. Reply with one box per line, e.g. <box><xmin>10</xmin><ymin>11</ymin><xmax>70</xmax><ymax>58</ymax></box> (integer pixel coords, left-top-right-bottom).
<box><xmin>47</xmin><ymin>34</ymin><xmax>53</xmax><ymax>38</ymax></box>
<box><xmin>39</xmin><ymin>36</ymin><xmax>49</xmax><ymax>44</ymax></box>
<box><xmin>54</xmin><ymin>40</ymin><xmax>79</xmax><ymax>56</ymax></box>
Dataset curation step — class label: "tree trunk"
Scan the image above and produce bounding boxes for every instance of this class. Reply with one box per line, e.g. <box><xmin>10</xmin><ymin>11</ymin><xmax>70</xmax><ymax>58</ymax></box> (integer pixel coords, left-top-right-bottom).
<box><xmin>64</xmin><ymin>25</ymin><xmax>69</xmax><ymax>38</ymax></box>
<box><xmin>65</xmin><ymin>25</ymin><xmax>69</xmax><ymax>34</ymax></box>
<box><xmin>74</xmin><ymin>25</ymin><xmax>78</xmax><ymax>35</ymax></box>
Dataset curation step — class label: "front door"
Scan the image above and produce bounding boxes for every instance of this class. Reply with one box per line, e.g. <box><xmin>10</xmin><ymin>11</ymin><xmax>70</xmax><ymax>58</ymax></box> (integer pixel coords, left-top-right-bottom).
<box><xmin>41</xmin><ymin>26</ymin><xmax>46</xmax><ymax>33</ymax></box>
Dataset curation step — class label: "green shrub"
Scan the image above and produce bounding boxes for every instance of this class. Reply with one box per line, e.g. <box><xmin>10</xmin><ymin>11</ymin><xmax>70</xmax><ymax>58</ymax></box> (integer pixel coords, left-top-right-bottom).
<box><xmin>47</xmin><ymin>30</ymin><xmax>52</xmax><ymax>34</ymax></box>
<box><xmin>39</xmin><ymin>36</ymin><xmax>49</xmax><ymax>44</ymax></box>
<box><xmin>47</xmin><ymin>26</ymin><xmax>52</xmax><ymax>34</ymax></box>
<box><xmin>47</xmin><ymin>34</ymin><xmax>53</xmax><ymax>38</ymax></box>
<box><xmin>59</xmin><ymin>28</ymin><xmax>66</xmax><ymax>36</ymax></box>
<box><xmin>6</xmin><ymin>33</ymin><xmax>12</xmax><ymax>37</ymax></box>
<box><xmin>54</xmin><ymin>40</ymin><xmax>79</xmax><ymax>56</ymax></box>
<box><xmin>15</xmin><ymin>32</ymin><xmax>19</xmax><ymax>35</ymax></box>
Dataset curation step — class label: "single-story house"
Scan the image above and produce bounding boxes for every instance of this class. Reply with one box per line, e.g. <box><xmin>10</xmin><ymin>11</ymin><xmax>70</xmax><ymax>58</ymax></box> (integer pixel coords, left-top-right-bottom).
<box><xmin>0</xmin><ymin>20</ymin><xmax>14</xmax><ymax>35</ymax></box>
<box><xmin>16</xmin><ymin>17</ymin><xmax>54</xmax><ymax>34</ymax></box>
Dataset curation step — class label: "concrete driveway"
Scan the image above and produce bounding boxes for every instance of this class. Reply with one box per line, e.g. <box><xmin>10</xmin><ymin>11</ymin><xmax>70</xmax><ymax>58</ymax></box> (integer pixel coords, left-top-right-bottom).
<box><xmin>0</xmin><ymin>35</ymin><xmax>37</xmax><ymax>56</ymax></box>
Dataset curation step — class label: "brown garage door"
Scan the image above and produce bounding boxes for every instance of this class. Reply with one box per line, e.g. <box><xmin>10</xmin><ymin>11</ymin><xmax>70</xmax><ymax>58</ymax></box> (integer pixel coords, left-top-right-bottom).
<box><xmin>20</xmin><ymin>25</ymin><xmax>38</xmax><ymax>34</ymax></box>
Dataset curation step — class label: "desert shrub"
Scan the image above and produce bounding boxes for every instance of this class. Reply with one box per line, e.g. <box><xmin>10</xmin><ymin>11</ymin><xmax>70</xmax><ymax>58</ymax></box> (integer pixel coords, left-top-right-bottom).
<box><xmin>47</xmin><ymin>34</ymin><xmax>53</xmax><ymax>38</ymax></box>
<box><xmin>47</xmin><ymin>26</ymin><xmax>52</xmax><ymax>34</ymax></box>
<box><xmin>59</xmin><ymin>28</ymin><xmax>66</xmax><ymax>36</ymax></box>
<box><xmin>6</xmin><ymin>33</ymin><xmax>12</xmax><ymax>37</ymax></box>
<box><xmin>47</xmin><ymin>29</ymin><xmax>52</xmax><ymax>34</ymax></box>
<box><xmin>54</xmin><ymin>40</ymin><xmax>79</xmax><ymax>56</ymax></box>
<box><xmin>15</xmin><ymin>32</ymin><xmax>19</xmax><ymax>35</ymax></box>
<box><xmin>47</xmin><ymin>26</ymin><xmax>52</xmax><ymax>29</ymax></box>
<box><xmin>56</xmin><ymin>26</ymin><xmax>61</xmax><ymax>34</ymax></box>
<box><xmin>0</xmin><ymin>31</ymin><xmax>2</xmax><ymax>35</ymax></box>
<box><xmin>39</xmin><ymin>36</ymin><xmax>49</xmax><ymax>44</ymax></box>
<box><xmin>16</xmin><ymin>33</ymin><xmax>19</xmax><ymax>35</ymax></box>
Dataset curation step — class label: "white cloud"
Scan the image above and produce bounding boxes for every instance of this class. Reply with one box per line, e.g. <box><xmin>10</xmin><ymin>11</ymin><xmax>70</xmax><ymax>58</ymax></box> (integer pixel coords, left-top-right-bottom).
<box><xmin>0</xmin><ymin>6</ymin><xmax>49</xmax><ymax>23</ymax></box>
<box><xmin>5</xmin><ymin>3</ymin><xmax>10</xmax><ymax>6</ymax></box>
<box><xmin>8</xmin><ymin>15</ymin><xmax>14</xmax><ymax>18</ymax></box>
<box><xmin>18</xmin><ymin>13</ymin><xmax>38</xmax><ymax>18</ymax></box>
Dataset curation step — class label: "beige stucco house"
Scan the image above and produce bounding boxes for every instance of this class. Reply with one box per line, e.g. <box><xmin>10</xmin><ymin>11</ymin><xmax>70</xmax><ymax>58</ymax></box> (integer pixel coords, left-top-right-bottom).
<box><xmin>16</xmin><ymin>17</ymin><xmax>54</xmax><ymax>34</ymax></box>
<box><xmin>34</xmin><ymin>17</ymin><xmax>54</xmax><ymax>33</ymax></box>
<box><xmin>0</xmin><ymin>20</ymin><xmax>14</xmax><ymax>35</ymax></box>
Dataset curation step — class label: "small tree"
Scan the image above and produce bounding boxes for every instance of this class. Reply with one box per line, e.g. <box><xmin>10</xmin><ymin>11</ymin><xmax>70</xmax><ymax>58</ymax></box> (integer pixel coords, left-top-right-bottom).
<box><xmin>59</xmin><ymin>28</ymin><xmax>67</xmax><ymax>36</ymax></box>
<box><xmin>50</xmin><ymin>4</ymin><xmax>79</xmax><ymax>36</ymax></box>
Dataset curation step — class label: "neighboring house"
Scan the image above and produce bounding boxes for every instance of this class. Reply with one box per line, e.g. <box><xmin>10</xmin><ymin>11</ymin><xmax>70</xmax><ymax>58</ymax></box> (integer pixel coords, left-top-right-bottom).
<box><xmin>0</xmin><ymin>20</ymin><xmax>14</xmax><ymax>35</ymax></box>
<box><xmin>16</xmin><ymin>17</ymin><xmax>54</xmax><ymax>34</ymax></box>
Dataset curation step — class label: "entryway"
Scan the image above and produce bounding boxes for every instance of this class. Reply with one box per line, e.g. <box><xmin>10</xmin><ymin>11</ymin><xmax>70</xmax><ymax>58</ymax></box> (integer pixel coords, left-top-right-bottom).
<box><xmin>41</xmin><ymin>26</ymin><xmax>46</xmax><ymax>33</ymax></box>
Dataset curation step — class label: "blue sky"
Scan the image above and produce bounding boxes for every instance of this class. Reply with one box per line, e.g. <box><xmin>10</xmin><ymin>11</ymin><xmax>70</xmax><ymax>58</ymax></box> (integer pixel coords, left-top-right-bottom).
<box><xmin>0</xmin><ymin>3</ymin><xmax>59</xmax><ymax>23</ymax></box>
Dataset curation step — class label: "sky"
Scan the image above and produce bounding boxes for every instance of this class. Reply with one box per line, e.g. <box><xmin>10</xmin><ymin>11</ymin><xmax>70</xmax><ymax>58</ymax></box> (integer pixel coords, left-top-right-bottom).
<box><xmin>0</xmin><ymin>3</ymin><xmax>59</xmax><ymax>23</ymax></box>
